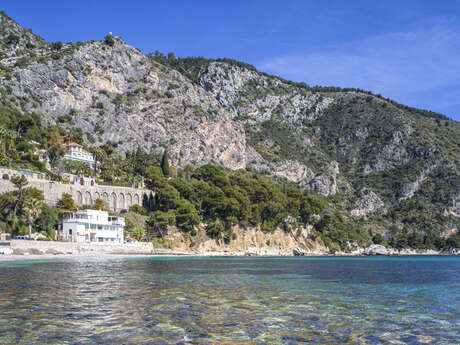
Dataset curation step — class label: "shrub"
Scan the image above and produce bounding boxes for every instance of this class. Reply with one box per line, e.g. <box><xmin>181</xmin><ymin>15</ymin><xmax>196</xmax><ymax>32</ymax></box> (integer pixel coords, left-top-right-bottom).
<box><xmin>104</xmin><ymin>35</ymin><xmax>115</xmax><ymax>46</ymax></box>
<box><xmin>6</xmin><ymin>33</ymin><xmax>19</xmax><ymax>45</ymax></box>
<box><xmin>2</xmin><ymin>174</ymin><xmax>9</xmax><ymax>180</ymax></box>
<box><xmin>50</xmin><ymin>41</ymin><xmax>63</xmax><ymax>50</ymax></box>
<box><xmin>129</xmin><ymin>204</ymin><xmax>148</xmax><ymax>215</ymax></box>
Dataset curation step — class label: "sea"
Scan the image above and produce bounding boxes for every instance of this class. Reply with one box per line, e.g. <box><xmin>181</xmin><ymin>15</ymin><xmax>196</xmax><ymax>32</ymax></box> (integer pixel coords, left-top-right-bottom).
<box><xmin>0</xmin><ymin>256</ymin><xmax>459</xmax><ymax>344</ymax></box>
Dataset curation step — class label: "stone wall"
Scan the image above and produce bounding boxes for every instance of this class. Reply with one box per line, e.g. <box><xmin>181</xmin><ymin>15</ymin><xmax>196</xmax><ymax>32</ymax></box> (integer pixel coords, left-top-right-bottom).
<box><xmin>10</xmin><ymin>239</ymin><xmax>154</xmax><ymax>255</ymax></box>
<box><xmin>0</xmin><ymin>174</ymin><xmax>152</xmax><ymax>212</ymax></box>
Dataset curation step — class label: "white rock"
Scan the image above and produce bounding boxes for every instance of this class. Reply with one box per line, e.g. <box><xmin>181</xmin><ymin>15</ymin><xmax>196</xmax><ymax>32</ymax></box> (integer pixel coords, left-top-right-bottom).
<box><xmin>364</xmin><ymin>244</ymin><xmax>388</xmax><ymax>255</ymax></box>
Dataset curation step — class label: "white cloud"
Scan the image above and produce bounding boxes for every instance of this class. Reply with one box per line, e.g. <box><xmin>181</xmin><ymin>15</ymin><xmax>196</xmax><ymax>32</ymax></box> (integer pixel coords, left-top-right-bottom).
<box><xmin>257</xmin><ymin>19</ymin><xmax>460</xmax><ymax>118</ymax></box>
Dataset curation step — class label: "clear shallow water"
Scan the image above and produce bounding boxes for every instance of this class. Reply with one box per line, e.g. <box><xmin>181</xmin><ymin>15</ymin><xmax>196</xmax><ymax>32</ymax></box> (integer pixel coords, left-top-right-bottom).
<box><xmin>0</xmin><ymin>256</ymin><xmax>459</xmax><ymax>345</ymax></box>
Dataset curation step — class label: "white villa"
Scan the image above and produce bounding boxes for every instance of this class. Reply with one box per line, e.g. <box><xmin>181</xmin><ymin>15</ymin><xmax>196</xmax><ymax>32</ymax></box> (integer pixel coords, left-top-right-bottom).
<box><xmin>60</xmin><ymin>209</ymin><xmax>125</xmax><ymax>243</ymax></box>
<box><xmin>62</xmin><ymin>138</ymin><xmax>96</xmax><ymax>168</ymax></box>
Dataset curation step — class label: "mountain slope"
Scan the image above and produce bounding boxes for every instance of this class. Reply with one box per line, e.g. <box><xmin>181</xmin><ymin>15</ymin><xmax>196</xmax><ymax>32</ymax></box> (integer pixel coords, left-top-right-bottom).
<box><xmin>0</xmin><ymin>12</ymin><xmax>459</xmax><ymax>239</ymax></box>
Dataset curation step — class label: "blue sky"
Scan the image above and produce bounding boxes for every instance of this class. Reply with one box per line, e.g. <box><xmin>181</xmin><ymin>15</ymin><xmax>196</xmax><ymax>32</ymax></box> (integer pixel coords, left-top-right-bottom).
<box><xmin>3</xmin><ymin>0</ymin><xmax>460</xmax><ymax>121</ymax></box>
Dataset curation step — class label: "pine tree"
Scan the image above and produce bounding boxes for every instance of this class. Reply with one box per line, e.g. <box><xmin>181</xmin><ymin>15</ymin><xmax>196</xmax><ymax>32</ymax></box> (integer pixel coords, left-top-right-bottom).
<box><xmin>161</xmin><ymin>149</ymin><xmax>170</xmax><ymax>177</ymax></box>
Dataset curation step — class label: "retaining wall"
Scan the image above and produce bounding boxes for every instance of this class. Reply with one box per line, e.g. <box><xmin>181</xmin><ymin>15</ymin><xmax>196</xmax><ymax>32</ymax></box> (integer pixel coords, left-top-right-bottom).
<box><xmin>10</xmin><ymin>240</ymin><xmax>154</xmax><ymax>255</ymax></box>
<box><xmin>0</xmin><ymin>178</ymin><xmax>152</xmax><ymax>212</ymax></box>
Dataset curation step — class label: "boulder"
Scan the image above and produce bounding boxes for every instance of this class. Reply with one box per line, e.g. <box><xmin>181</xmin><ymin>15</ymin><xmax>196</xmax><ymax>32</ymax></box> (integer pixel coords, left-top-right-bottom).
<box><xmin>0</xmin><ymin>247</ymin><xmax>13</xmax><ymax>255</ymax></box>
<box><xmin>293</xmin><ymin>247</ymin><xmax>308</xmax><ymax>256</ymax></box>
<box><xmin>364</xmin><ymin>244</ymin><xmax>389</xmax><ymax>256</ymax></box>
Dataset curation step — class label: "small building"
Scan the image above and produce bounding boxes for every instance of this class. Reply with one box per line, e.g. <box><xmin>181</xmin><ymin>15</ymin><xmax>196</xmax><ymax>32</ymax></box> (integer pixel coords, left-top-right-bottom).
<box><xmin>0</xmin><ymin>233</ymin><xmax>11</xmax><ymax>241</ymax></box>
<box><xmin>36</xmin><ymin>149</ymin><xmax>50</xmax><ymax>163</ymax></box>
<box><xmin>62</xmin><ymin>138</ymin><xmax>96</xmax><ymax>168</ymax></box>
<box><xmin>60</xmin><ymin>209</ymin><xmax>124</xmax><ymax>243</ymax></box>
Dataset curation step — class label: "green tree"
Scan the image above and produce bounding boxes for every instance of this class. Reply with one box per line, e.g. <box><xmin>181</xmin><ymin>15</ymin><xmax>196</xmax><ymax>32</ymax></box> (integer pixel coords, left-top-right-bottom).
<box><xmin>43</xmin><ymin>126</ymin><xmax>65</xmax><ymax>166</ymax></box>
<box><xmin>23</xmin><ymin>198</ymin><xmax>42</xmax><ymax>237</ymax></box>
<box><xmin>6</xmin><ymin>137</ymin><xmax>16</xmax><ymax>168</ymax></box>
<box><xmin>56</xmin><ymin>193</ymin><xmax>77</xmax><ymax>211</ymax></box>
<box><xmin>124</xmin><ymin>218</ymin><xmax>145</xmax><ymax>241</ymax></box>
<box><xmin>88</xmin><ymin>146</ymin><xmax>106</xmax><ymax>177</ymax></box>
<box><xmin>206</xmin><ymin>219</ymin><xmax>225</xmax><ymax>239</ymax></box>
<box><xmin>155</xmin><ymin>184</ymin><xmax>180</xmax><ymax>211</ymax></box>
<box><xmin>161</xmin><ymin>149</ymin><xmax>170</xmax><ymax>177</ymax></box>
<box><xmin>372</xmin><ymin>233</ymin><xmax>384</xmax><ymax>244</ymax></box>
<box><xmin>34</xmin><ymin>204</ymin><xmax>58</xmax><ymax>239</ymax></box>
<box><xmin>175</xmin><ymin>199</ymin><xmax>200</xmax><ymax>233</ymax></box>
<box><xmin>146</xmin><ymin>210</ymin><xmax>176</xmax><ymax>238</ymax></box>
<box><xmin>0</xmin><ymin>192</ymin><xmax>18</xmax><ymax>233</ymax></box>
<box><xmin>104</xmin><ymin>35</ymin><xmax>115</xmax><ymax>46</ymax></box>
<box><xmin>145</xmin><ymin>166</ymin><xmax>167</xmax><ymax>189</ymax></box>
<box><xmin>10</xmin><ymin>175</ymin><xmax>28</xmax><ymax>219</ymax></box>
<box><xmin>93</xmin><ymin>198</ymin><xmax>105</xmax><ymax>211</ymax></box>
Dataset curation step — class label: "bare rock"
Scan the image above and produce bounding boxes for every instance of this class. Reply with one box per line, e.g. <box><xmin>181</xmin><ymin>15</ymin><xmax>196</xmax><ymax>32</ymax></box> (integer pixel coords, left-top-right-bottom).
<box><xmin>364</xmin><ymin>244</ymin><xmax>389</xmax><ymax>256</ymax></box>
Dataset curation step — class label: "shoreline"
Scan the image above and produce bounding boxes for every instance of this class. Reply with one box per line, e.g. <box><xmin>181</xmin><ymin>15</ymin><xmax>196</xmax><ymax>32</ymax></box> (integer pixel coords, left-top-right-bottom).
<box><xmin>0</xmin><ymin>240</ymin><xmax>457</xmax><ymax>263</ymax></box>
<box><xmin>0</xmin><ymin>251</ymin><xmax>458</xmax><ymax>263</ymax></box>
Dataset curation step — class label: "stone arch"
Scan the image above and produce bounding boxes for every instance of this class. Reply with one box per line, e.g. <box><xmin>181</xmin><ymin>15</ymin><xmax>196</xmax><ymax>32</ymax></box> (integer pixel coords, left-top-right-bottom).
<box><xmin>111</xmin><ymin>192</ymin><xmax>117</xmax><ymax>211</ymax></box>
<box><xmin>76</xmin><ymin>191</ymin><xmax>83</xmax><ymax>205</ymax></box>
<box><xmin>95</xmin><ymin>191</ymin><xmax>100</xmax><ymax>200</ymax></box>
<box><xmin>85</xmin><ymin>191</ymin><xmax>92</xmax><ymax>205</ymax></box>
<box><xmin>102</xmin><ymin>192</ymin><xmax>109</xmax><ymax>210</ymax></box>
<box><xmin>134</xmin><ymin>194</ymin><xmax>140</xmax><ymax>205</ymax></box>
<box><xmin>127</xmin><ymin>193</ymin><xmax>133</xmax><ymax>207</ymax></box>
<box><xmin>119</xmin><ymin>193</ymin><xmax>125</xmax><ymax>209</ymax></box>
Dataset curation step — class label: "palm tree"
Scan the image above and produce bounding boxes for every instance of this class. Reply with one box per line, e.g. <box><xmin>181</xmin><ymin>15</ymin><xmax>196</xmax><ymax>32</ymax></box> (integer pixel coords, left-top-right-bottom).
<box><xmin>89</xmin><ymin>146</ymin><xmax>106</xmax><ymax>177</ymax></box>
<box><xmin>23</xmin><ymin>198</ymin><xmax>42</xmax><ymax>238</ymax></box>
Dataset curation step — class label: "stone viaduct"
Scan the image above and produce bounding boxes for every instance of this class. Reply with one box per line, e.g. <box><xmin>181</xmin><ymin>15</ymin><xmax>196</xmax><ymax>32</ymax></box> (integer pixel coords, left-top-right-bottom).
<box><xmin>0</xmin><ymin>178</ymin><xmax>152</xmax><ymax>212</ymax></box>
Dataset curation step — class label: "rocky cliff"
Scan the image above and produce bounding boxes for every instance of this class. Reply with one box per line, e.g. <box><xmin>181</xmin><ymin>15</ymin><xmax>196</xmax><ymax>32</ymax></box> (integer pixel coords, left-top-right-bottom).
<box><xmin>1</xmin><ymin>11</ymin><xmax>459</xmax><ymax>238</ymax></box>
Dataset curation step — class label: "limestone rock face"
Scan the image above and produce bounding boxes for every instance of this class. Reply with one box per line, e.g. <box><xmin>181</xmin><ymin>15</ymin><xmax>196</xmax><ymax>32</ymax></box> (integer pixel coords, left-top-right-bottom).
<box><xmin>1</xmin><ymin>11</ymin><xmax>459</xmax><ymax>210</ymax></box>
<box><xmin>351</xmin><ymin>189</ymin><xmax>385</xmax><ymax>217</ymax></box>
<box><xmin>2</xmin><ymin>36</ymin><xmax>247</xmax><ymax>170</ymax></box>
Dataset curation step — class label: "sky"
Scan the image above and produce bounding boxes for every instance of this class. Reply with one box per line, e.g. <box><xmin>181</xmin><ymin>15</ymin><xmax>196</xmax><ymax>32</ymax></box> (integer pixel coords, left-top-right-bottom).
<box><xmin>3</xmin><ymin>0</ymin><xmax>460</xmax><ymax>121</ymax></box>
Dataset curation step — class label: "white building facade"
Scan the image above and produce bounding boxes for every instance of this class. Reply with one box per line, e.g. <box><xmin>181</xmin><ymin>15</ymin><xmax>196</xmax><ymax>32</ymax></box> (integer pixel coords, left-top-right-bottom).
<box><xmin>62</xmin><ymin>139</ymin><xmax>96</xmax><ymax>168</ymax></box>
<box><xmin>60</xmin><ymin>209</ymin><xmax>124</xmax><ymax>243</ymax></box>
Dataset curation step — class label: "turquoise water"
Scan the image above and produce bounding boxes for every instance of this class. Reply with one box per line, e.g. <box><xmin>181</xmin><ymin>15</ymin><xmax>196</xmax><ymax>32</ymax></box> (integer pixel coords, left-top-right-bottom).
<box><xmin>0</xmin><ymin>256</ymin><xmax>459</xmax><ymax>344</ymax></box>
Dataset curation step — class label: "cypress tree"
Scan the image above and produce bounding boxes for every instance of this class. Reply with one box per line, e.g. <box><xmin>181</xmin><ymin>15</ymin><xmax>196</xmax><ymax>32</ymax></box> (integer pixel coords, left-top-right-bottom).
<box><xmin>161</xmin><ymin>149</ymin><xmax>170</xmax><ymax>177</ymax></box>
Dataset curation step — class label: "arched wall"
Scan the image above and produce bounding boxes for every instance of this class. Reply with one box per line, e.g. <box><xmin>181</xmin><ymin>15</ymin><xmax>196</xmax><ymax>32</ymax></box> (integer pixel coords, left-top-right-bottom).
<box><xmin>111</xmin><ymin>193</ymin><xmax>117</xmax><ymax>211</ymax></box>
<box><xmin>119</xmin><ymin>193</ymin><xmax>125</xmax><ymax>209</ymax></box>
<box><xmin>85</xmin><ymin>191</ymin><xmax>92</xmax><ymax>205</ymax></box>
<box><xmin>55</xmin><ymin>185</ymin><xmax>149</xmax><ymax>211</ymax></box>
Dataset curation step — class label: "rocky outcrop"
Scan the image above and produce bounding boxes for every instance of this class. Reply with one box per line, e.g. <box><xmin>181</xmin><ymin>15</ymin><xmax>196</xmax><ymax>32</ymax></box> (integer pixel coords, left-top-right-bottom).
<box><xmin>159</xmin><ymin>225</ymin><xmax>328</xmax><ymax>255</ymax></box>
<box><xmin>400</xmin><ymin>160</ymin><xmax>442</xmax><ymax>200</ymax></box>
<box><xmin>308</xmin><ymin>161</ymin><xmax>340</xmax><ymax>196</ymax></box>
<box><xmin>364</xmin><ymin>244</ymin><xmax>389</xmax><ymax>255</ymax></box>
<box><xmin>351</xmin><ymin>189</ymin><xmax>385</xmax><ymax>217</ymax></box>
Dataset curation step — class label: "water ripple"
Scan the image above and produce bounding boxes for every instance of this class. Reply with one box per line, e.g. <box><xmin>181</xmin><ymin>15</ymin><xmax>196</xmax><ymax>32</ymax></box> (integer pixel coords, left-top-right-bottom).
<box><xmin>0</xmin><ymin>256</ymin><xmax>459</xmax><ymax>344</ymax></box>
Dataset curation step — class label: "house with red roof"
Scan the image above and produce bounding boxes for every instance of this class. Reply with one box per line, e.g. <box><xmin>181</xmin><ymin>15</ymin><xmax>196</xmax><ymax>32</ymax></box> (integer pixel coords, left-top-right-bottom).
<box><xmin>62</xmin><ymin>138</ymin><xmax>96</xmax><ymax>168</ymax></box>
